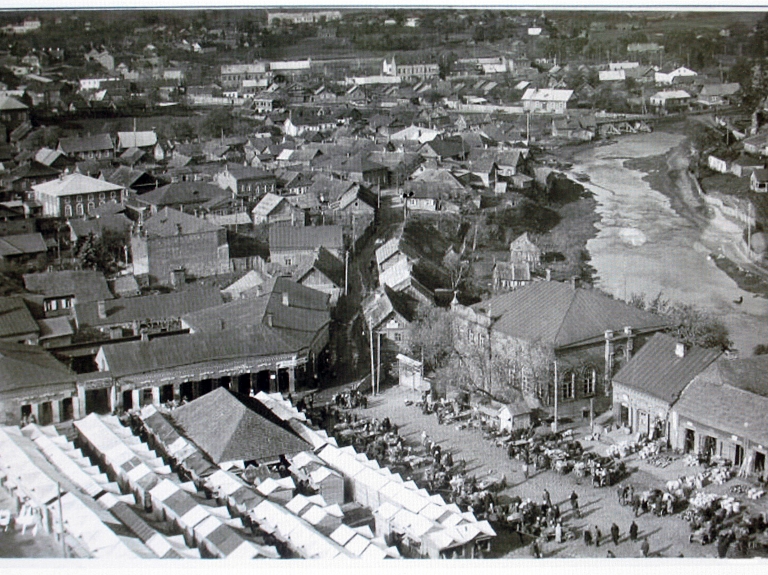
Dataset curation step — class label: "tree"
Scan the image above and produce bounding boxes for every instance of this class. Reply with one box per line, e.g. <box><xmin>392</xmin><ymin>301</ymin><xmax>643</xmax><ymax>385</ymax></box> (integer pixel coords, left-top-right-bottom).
<box><xmin>630</xmin><ymin>292</ymin><xmax>732</xmax><ymax>350</ymax></box>
<box><xmin>76</xmin><ymin>230</ymin><xmax>123</xmax><ymax>275</ymax></box>
<box><xmin>404</xmin><ymin>303</ymin><xmax>454</xmax><ymax>374</ymax></box>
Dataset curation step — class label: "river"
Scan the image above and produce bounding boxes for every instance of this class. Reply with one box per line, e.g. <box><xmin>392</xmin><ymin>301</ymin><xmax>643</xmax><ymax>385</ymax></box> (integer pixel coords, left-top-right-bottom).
<box><xmin>572</xmin><ymin>131</ymin><xmax>768</xmax><ymax>357</ymax></box>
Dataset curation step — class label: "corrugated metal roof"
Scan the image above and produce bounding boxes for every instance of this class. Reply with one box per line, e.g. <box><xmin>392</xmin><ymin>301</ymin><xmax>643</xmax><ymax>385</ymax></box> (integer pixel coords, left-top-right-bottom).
<box><xmin>613</xmin><ymin>333</ymin><xmax>722</xmax><ymax>404</ymax></box>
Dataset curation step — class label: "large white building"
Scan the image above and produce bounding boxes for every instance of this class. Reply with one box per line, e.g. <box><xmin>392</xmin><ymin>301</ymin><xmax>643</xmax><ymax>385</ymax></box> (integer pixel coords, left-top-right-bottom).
<box><xmin>521</xmin><ymin>88</ymin><xmax>573</xmax><ymax>114</ymax></box>
<box><xmin>33</xmin><ymin>174</ymin><xmax>126</xmax><ymax>218</ymax></box>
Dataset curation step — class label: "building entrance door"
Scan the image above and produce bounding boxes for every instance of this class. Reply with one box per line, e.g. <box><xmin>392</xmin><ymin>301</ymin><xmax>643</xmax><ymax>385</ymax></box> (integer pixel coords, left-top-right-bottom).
<box><xmin>684</xmin><ymin>429</ymin><xmax>695</xmax><ymax>453</ymax></box>
<box><xmin>638</xmin><ymin>410</ymin><xmax>649</xmax><ymax>435</ymax></box>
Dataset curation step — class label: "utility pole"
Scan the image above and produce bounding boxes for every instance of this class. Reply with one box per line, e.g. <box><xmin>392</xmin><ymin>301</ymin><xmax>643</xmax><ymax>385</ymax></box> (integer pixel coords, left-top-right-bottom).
<box><xmin>369</xmin><ymin>320</ymin><xmax>376</xmax><ymax>396</ymax></box>
<box><xmin>344</xmin><ymin>251</ymin><xmax>349</xmax><ymax>296</ymax></box>
<box><xmin>553</xmin><ymin>360</ymin><xmax>558</xmax><ymax>433</ymax></box>
<box><xmin>57</xmin><ymin>482</ymin><xmax>67</xmax><ymax>558</ymax></box>
<box><xmin>376</xmin><ymin>332</ymin><xmax>381</xmax><ymax>395</ymax></box>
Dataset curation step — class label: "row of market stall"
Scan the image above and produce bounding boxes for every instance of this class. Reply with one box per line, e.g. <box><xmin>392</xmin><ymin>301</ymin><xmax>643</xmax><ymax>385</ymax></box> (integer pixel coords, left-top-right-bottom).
<box><xmin>0</xmin><ymin>426</ymin><xmax>164</xmax><ymax>558</ymax></box>
<box><xmin>73</xmin><ymin>413</ymin><xmax>279</xmax><ymax>560</ymax></box>
<box><xmin>137</xmin><ymin>403</ymin><xmax>398</xmax><ymax>559</ymax></box>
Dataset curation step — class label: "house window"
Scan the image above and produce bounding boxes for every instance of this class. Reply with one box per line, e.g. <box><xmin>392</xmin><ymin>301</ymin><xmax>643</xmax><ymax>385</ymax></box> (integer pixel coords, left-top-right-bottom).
<box><xmin>285</xmin><ymin>258</ymin><xmax>292</xmax><ymax>266</ymax></box>
<box><xmin>110</xmin><ymin>191</ymin><xmax>117</xmax><ymax>200</ymax></box>
<box><xmin>582</xmin><ymin>367</ymin><xmax>596</xmax><ymax>396</ymax></box>
<box><xmin>76</xmin><ymin>203</ymin><xmax>84</xmax><ymax>216</ymax></box>
<box><xmin>87</xmin><ymin>202</ymin><xmax>95</xmax><ymax>214</ymax></box>
<box><xmin>64</xmin><ymin>204</ymin><xmax>72</xmax><ymax>217</ymax></box>
<box><xmin>561</xmin><ymin>371</ymin><xmax>575</xmax><ymax>399</ymax></box>
<box><xmin>394</xmin><ymin>332</ymin><xmax>402</xmax><ymax>342</ymax></box>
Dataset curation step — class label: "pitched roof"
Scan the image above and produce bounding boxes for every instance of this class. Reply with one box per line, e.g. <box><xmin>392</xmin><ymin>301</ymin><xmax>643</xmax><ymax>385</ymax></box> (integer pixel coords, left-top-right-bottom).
<box><xmin>509</xmin><ymin>232</ymin><xmax>539</xmax><ymax>254</ymax></box>
<box><xmin>613</xmin><ymin>333</ymin><xmax>722</xmax><ymax>404</ymax></box>
<box><xmin>117</xmin><ymin>131</ymin><xmax>158</xmax><ymax>149</ymax></box>
<box><xmin>222</xmin><ymin>270</ymin><xmax>273</xmax><ymax>299</ymax></box>
<box><xmin>24</xmin><ymin>270</ymin><xmax>113</xmax><ymax>302</ymax></box>
<box><xmin>32</xmin><ymin>173</ymin><xmax>123</xmax><ymax>197</ymax></box>
<box><xmin>0</xmin><ymin>340</ymin><xmax>75</xmax><ymax>395</ymax></box>
<box><xmin>269</xmin><ymin>225</ymin><xmax>343</xmax><ymax>252</ymax></box>
<box><xmin>251</xmin><ymin>192</ymin><xmax>289</xmax><ymax>219</ymax></box>
<box><xmin>102</xmin><ymin>166</ymin><xmax>149</xmax><ymax>188</ymax></box>
<box><xmin>170</xmin><ymin>387</ymin><xmax>309</xmax><ymax>464</ymax></box>
<box><xmin>136</xmin><ymin>182</ymin><xmax>228</xmax><ymax>208</ymax></box>
<box><xmin>68</xmin><ymin>214</ymin><xmax>132</xmax><ymax>240</ymax></box>
<box><xmin>58</xmin><ymin>133</ymin><xmax>113</xmax><ymax>154</ymax></box>
<box><xmin>521</xmin><ymin>88</ymin><xmax>573</xmax><ymax>102</ymax></box>
<box><xmin>75</xmin><ymin>285</ymin><xmax>223</xmax><ymax>329</ymax></box>
<box><xmin>0</xmin><ymin>232</ymin><xmax>47</xmax><ymax>257</ymax></box>
<box><xmin>37</xmin><ymin>316</ymin><xmax>74</xmax><ymax>341</ymax></box>
<box><xmin>362</xmin><ymin>284</ymin><xmax>418</xmax><ymax>329</ymax></box>
<box><xmin>7</xmin><ymin>161</ymin><xmax>60</xmax><ymax>181</ymax></box>
<box><xmin>295</xmin><ymin>246</ymin><xmax>345</xmax><ymax>288</ymax></box>
<box><xmin>34</xmin><ymin>147</ymin><xmax>66</xmax><ymax>167</ymax></box>
<box><xmin>693</xmin><ymin>354</ymin><xmax>768</xmax><ymax>397</ymax></box>
<box><xmin>0</xmin><ymin>95</ymin><xmax>28</xmax><ymax>111</ymax></box>
<box><xmin>144</xmin><ymin>207</ymin><xmax>223</xmax><ymax>237</ymax></box>
<box><xmin>0</xmin><ymin>296</ymin><xmax>38</xmax><ymax>338</ymax></box>
<box><xmin>100</xmin><ymin>323</ymin><xmax>306</xmax><ymax>379</ymax></box>
<box><xmin>182</xmin><ymin>277</ymin><xmax>330</xmax><ymax>345</ymax></box>
<box><xmin>675</xmin><ymin>356</ymin><xmax>768</xmax><ymax>447</ymax></box>
<box><xmin>473</xmin><ymin>281</ymin><xmax>669</xmax><ymax>349</ymax></box>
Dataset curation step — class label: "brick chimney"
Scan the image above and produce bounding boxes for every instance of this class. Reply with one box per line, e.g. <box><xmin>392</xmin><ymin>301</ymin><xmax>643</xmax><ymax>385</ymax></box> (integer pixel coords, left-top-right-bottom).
<box><xmin>546</xmin><ymin>268</ymin><xmax>551</xmax><ymax>281</ymax></box>
<box><xmin>97</xmin><ymin>300</ymin><xmax>107</xmax><ymax>319</ymax></box>
<box><xmin>282</xmin><ymin>291</ymin><xmax>289</xmax><ymax>306</ymax></box>
<box><xmin>675</xmin><ymin>342</ymin><xmax>686</xmax><ymax>358</ymax></box>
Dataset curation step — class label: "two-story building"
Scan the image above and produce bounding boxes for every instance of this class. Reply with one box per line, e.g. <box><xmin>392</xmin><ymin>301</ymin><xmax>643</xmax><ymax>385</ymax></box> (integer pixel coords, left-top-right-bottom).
<box><xmin>521</xmin><ymin>89</ymin><xmax>573</xmax><ymax>114</ymax></box>
<box><xmin>32</xmin><ymin>173</ymin><xmax>126</xmax><ymax>218</ymax></box>
<box><xmin>57</xmin><ymin>134</ymin><xmax>114</xmax><ymax>161</ymax></box>
<box><xmin>215</xmin><ymin>165</ymin><xmax>277</xmax><ymax>201</ymax></box>
<box><xmin>268</xmin><ymin>225</ymin><xmax>344</xmax><ymax>271</ymax></box>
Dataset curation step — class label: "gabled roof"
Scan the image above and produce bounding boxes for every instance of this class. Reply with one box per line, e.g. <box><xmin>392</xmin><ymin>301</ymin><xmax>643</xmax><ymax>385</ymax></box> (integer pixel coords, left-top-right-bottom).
<box><xmin>224</xmin><ymin>165</ymin><xmax>275</xmax><ymax>181</ymax></box>
<box><xmin>144</xmin><ymin>207</ymin><xmax>223</xmax><ymax>237</ymax></box>
<box><xmin>269</xmin><ymin>225</ymin><xmax>343</xmax><ymax>252</ymax></box>
<box><xmin>675</xmin><ymin>355</ymin><xmax>768</xmax><ymax>447</ymax></box>
<box><xmin>117</xmin><ymin>131</ymin><xmax>157</xmax><ymax>149</ymax></box>
<box><xmin>362</xmin><ymin>284</ymin><xmax>418</xmax><ymax>329</ymax></box>
<box><xmin>102</xmin><ymin>166</ymin><xmax>151</xmax><ymax>189</ymax></box>
<box><xmin>100</xmin><ymin>323</ymin><xmax>307</xmax><ymax>379</ymax></box>
<box><xmin>170</xmin><ymin>387</ymin><xmax>309</xmax><ymax>464</ymax></box>
<box><xmin>295</xmin><ymin>246</ymin><xmax>345</xmax><ymax>288</ymax></box>
<box><xmin>472</xmin><ymin>281</ymin><xmax>669</xmax><ymax>349</ymax></box>
<box><xmin>613</xmin><ymin>333</ymin><xmax>722</xmax><ymax>404</ymax></box>
<box><xmin>136</xmin><ymin>181</ymin><xmax>228</xmax><ymax>208</ymax></box>
<box><xmin>7</xmin><ymin>161</ymin><xmax>60</xmax><ymax>181</ymax></box>
<box><xmin>0</xmin><ymin>340</ymin><xmax>75</xmax><ymax>395</ymax></box>
<box><xmin>68</xmin><ymin>214</ymin><xmax>132</xmax><ymax>240</ymax></box>
<box><xmin>58</xmin><ymin>133</ymin><xmax>113</xmax><ymax>154</ymax></box>
<box><xmin>0</xmin><ymin>95</ymin><xmax>28</xmax><ymax>111</ymax></box>
<box><xmin>0</xmin><ymin>296</ymin><xmax>38</xmax><ymax>338</ymax></box>
<box><xmin>183</xmin><ymin>277</ymin><xmax>330</xmax><ymax>345</ymax></box>
<box><xmin>75</xmin><ymin>285</ymin><xmax>223</xmax><ymax>329</ymax></box>
<box><xmin>252</xmin><ymin>192</ymin><xmax>292</xmax><ymax>219</ymax></box>
<box><xmin>521</xmin><ymin>88</ymin><xmax>573</xmax><ymax>102</ymax></box>
<box><xmin>34</xmin><ymin>147</ymin><xmax>67</xmax><ymax>167</ymax></box>
<box><xmin>0</xmin><ymin>232</ymin><xmax>47</xmax><ymax>257</ymax></box>
<box><xmin>24</xmin><ymin>270</ymin><xmax>113</xmax><ymax>302</ymax></box>
<box><xmin>32</xmin><ymin>173</ymin><xmax>123</xmax><ymax>197</ymax></box>
<box><xmin>509</xmin><ymin>232</ymin><xmax>539</xmax><ymax>254</ymax></box>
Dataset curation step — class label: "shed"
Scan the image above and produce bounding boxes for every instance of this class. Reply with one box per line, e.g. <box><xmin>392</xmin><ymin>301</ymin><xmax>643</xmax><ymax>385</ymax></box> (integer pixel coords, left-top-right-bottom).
<box><xmin>396</xmin><ymin>353</ymin><xmax>430</xmax><ymax>392</ymax></box>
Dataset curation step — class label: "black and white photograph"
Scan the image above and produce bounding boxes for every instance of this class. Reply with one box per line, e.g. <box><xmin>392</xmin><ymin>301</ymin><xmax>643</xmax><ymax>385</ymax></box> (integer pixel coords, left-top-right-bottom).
<box><xmin>0</xmin><ymin>4</ymin><xmax>766</xmax><ymax>566</ymax></box>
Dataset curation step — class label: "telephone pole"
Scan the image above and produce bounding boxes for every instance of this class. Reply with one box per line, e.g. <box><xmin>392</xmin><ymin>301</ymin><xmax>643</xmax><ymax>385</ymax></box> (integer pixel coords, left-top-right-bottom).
<box><xmin>369</xmin><ymin>320</ymin><xmax>376</xmax><ymax>396</ymax></box>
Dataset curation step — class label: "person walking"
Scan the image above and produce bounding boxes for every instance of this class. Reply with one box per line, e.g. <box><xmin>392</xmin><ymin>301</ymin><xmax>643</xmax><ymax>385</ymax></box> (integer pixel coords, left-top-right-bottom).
<box><xmin>543</xmin><ymin>489</ymin><xmax>552</xmax><ymax>508</ymax></box>
<box><xmin>594</xmin><ymin>525</ymin><xmax>602</xmax><ymax>547</ymax></box>
<box><xmin>555</xmin><ymin>521</ymin><xmax>563</xmax><ymax>544</ymax></box>
<box><xmin>531</xmin><ymin>539</ymin><xmax>542</xmax><ymax>559</ymax></box>
<box><xmin>629</xmin><ymin>521</ymin><xmax>638</xmax><ymax>541</ymax></box>
<box><xmin>640</xmin><ymin>538</ymin><xmax>650</xmax><ymax>558</ymax></box>
<box><xmin>584</xmin><ymin>527</ymin><xmax>593</xmax><ymax>546</ymax></box>
<box><xmin>610</xmin><ymin>523</ymin><xmax>620</xmax><ymax>546</ymax></box>
<box><xmin>632</xmin><ymin>495</ymin><xmax>641</xmax><ymax>517</ymax></box>
<box><xmin>522</xmin><ymin>462</ymin><xmax>529</xmax><ymax>480</ymax></box>
<box><xmin>570</xmin><ymin>491</ymin><xmax>581</xmax><ymax>519</ymax></box>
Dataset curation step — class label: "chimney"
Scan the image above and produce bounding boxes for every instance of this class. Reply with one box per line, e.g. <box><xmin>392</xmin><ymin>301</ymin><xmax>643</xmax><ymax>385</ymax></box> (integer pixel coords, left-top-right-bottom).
<box><xmin>220</xmin><ymin>319</ymin><xmax>226</xmax><ymax>330</ymax></box>
<box><xmin>140</xmin><ymin>329</ymin><xmax>149</xmax><ymax>342</ymax></box>
<box><xmin>570</xmin><ymin>275</ymin><xmax>579</xmax><ymax>290</ymax></box>
<box><xmin>675</xmin><ymin>342</ymin><xmax>686</xmax><ymax>358</ymax></box>
<box><xmin>266</xmin><ymin>313</ymin><xmax>273</xmax><ymax>327</ymax></box>
<box><xmin>282</xmin><ymin>291</ymin><xmax>289</xmax><ymax>306</ymax></box>
<box><xmin>546</xmin><ymin>268</ymin><xmax>551</xmax><ymax>281</ymax></box>
<box><xmin>97</xmin><ymin>300</ymin><xmax>107</xmax><ymax>319</ymax></box>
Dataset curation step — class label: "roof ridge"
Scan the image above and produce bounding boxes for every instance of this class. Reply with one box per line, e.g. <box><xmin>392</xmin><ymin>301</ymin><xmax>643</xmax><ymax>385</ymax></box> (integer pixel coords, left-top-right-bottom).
<box><xmin>551</xmin><ymin>283</ymin><xmax>579</xmax><ymax>346</ymax></box>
